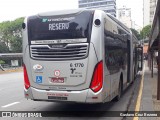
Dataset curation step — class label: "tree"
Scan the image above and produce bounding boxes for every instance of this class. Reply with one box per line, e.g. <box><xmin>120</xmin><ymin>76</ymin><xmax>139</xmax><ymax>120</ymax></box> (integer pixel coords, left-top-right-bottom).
<box><xmin>0</xmin><ymin>17</ymin><xmax>24</xmax><ymax>53</ymax></box>
<box><xmin>9</xmin><ymin>17</ymin><xmax>24</xmax><ymax>52</ymax></box>
<box><xmin>0</xmin><ymin>60</ymin><xmax>5</xmax><ymax>71</ymax></box>
<box><xmin>0</xmin><ymin>60</ymin><xmax>5</xmax><ymax>64</ymax></box>
<box><xmin>10</xmin><ymin>35</ymin><xmax>22</xmax><ymax>52</ymax></box>
<box><xmin>131</xmin><ymin>28</ymin><xmax>141</xmax><ymax>40</ymax></box>
<box><xmin>0</xmin><ymin>42</ymin><xmax>9</xmax><ymax>53</ymax></box>
<box><xmin>0</xmin><ymin>21</ymin><xmax>12</xmax><ymax>51</ymax></box>
<box><xmin>140</xmin><ymin>25</ymin><xmax>151</xmax><ymax>39</ymax></box>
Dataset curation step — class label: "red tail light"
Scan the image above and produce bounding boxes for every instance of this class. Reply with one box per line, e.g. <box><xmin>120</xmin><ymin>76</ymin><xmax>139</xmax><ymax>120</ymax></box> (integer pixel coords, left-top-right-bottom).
<box><xmin>23</xmin><ymin>64</ymin><xmax>30</xmax><ymax>89</ymax></box>
<box><xmin>90</xmin><ymin>61</ymin><xmax>103</xmax><ymax>93</ymax></box>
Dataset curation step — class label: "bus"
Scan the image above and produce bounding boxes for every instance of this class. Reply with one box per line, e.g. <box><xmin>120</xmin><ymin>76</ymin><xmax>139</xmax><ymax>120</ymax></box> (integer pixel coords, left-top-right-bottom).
<box><xmin>22</xmin><ymin>9</ymin><xmax>143</xmax><ymax>103</ymax></box>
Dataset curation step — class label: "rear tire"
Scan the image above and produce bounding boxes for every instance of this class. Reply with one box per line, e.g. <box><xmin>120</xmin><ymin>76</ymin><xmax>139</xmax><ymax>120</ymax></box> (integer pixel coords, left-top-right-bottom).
<box><xmin>115</xmin><ymin>80</ymin><xmax>122</xmax><ymax>101</ymax></box>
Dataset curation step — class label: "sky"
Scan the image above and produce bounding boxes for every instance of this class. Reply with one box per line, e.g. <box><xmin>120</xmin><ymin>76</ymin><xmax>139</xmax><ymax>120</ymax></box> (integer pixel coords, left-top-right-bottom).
<box><xmin>0</xmin><ymin>0</ymin><xmax>143</xmax><ymax>28</ymax></box>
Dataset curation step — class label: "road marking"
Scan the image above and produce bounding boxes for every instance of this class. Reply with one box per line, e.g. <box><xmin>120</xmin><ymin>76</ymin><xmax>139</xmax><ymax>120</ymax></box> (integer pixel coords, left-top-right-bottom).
<box><xmin>1</xmin><ymin>102</ymin><xmax>20</xmax><ymax>108</ymax></box>
<box><xmin>133</xmin><ymin>62</ymin><xmax>145</xmax><ymax>120</ymax></box>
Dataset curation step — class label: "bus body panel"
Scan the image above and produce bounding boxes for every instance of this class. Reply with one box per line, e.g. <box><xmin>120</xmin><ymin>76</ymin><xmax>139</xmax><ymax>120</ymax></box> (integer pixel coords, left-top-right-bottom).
<box><xmin>90</xmin><ymin>10</ymin><xmax>111</xmax><ymax>102</ymax></box>
<box><xmin>25</xmin><ymin>87</ymin><xmax>106</xmax><ymax>103</ymax></box>
<box><xmin>29</xmin><ymin>55</ymin><xmax>89</xmax><ymax>86</ymax></box>
<box><xmin>104</xmin><ymin>16</ymin><xmax>119</xmax><ymax>97</ymax></box>
<box><xmin>103</xmin><ymin>14</ymin><xmax>130</xmax><ymax>98</ymax></box>
<box><xmin>23</xmin><ymin>9</ymin><xmax>140</xmax><ymax>103</ymax></box>
<box><xmin>23</xmin><ymin>42</ymin><xmax>98</xmax><ymax>91</ymax></box>
<box><xmin>90</xmin><ymin>10</ymin><xmax>104</xmax><ymax>61</ymax></box>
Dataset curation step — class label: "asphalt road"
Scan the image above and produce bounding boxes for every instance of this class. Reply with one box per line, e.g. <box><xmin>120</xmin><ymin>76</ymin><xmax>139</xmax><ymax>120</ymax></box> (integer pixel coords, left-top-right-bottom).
<box><xmin>0</xmin><ymin>71</ymin><xmax>142</xmax><ymax>120</ymax></box>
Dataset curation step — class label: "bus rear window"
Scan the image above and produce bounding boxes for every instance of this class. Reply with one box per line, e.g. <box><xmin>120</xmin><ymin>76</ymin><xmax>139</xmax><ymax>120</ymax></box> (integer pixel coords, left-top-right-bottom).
<box><xmin>27</xmin><ymin>11</ymin><xmax>94</xmax><ymax>43</ymax></box>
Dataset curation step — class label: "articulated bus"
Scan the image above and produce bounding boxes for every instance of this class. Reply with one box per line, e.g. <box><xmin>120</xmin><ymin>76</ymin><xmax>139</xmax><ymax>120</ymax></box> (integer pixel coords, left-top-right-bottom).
<box><xmin>22</xmin><ymin>9</ymin><xmax>143</xmax><ymax>103</ymax></box>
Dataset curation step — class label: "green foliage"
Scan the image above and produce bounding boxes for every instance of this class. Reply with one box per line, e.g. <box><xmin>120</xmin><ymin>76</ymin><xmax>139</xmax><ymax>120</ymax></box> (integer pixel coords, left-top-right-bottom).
<box><xmin>130</xmin><ymin>28</ymin><xmax>141</xmax><ymax>40</ymax></box>
<box><xmin>0</xmin><ymin>17</ymin><xmax>24</xmax><ymax>53</ymax></box>
<box><xmin>10</xmin><ymin>36</ymin><xmax>22</xmax><ymax>52</ymax></box>
<box><xmin>140</xmin><ymin>25</ymin><xmax>151</xmax><ymax>39</ymax></box>
<box><xmin>0</xmin><ymin>42</ymin><xmax>9</xmax><ymax>53</ymax></box>
<box><xmin>0</xmin><ymin>21</ymin><xmax>11</xmax><ymax>51</ymax></box>
<box><xmin>0</xmin><ymin>60</ymin><xmax>5</xmax><ymax>64</ymax></box>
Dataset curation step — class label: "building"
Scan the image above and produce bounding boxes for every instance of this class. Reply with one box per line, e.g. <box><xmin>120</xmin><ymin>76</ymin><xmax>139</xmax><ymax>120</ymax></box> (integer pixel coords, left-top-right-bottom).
<box><xmin>78</xmin><ymin>0</ymin><xmax>116</xmax><ymax>17</ymax></box>
<box><xmin>117</xmin><ymin>6</ymin><xmax>135</xmax><ymax>28</ymax></box>
<box><xmin>150</xmin><ymin>0</ymin><xmax>157</xmax><ymax>24</ymax></box>
<box><xmin>143</xmin><ymin>0</ymin><xmax>150</xmax><ymax>26</ymax></box>
<box><xmin>143</xmin><ymin>0</ymin><xmax>158</xmax><ymax>26</ymax></box>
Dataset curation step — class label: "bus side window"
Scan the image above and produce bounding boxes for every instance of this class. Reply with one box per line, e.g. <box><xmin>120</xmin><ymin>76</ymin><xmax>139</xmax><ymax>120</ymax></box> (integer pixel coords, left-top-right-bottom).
<box><xmin>104</xmin><ymin>33</ymin><xmax>120</xmax><ymax>74</ymax></box>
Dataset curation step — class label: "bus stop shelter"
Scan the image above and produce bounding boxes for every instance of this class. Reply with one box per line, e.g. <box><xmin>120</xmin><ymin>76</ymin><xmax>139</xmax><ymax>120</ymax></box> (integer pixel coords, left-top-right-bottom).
<box><xmin>148</xmin><ymin>0</ymin><xmax>160</xmax><ymax>100</ymax></box>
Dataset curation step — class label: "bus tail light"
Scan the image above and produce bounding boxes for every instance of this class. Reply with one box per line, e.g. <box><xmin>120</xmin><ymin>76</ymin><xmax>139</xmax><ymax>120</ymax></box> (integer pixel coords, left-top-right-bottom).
<box><xmin>90</xmin><ymin>61</ymin><xmax>103</xmax><ymax>93</ymax></box>
<box><xmin>23</xmin><ymin>64</ymin><xmax>30</xmax><ymax>89</ymax></box>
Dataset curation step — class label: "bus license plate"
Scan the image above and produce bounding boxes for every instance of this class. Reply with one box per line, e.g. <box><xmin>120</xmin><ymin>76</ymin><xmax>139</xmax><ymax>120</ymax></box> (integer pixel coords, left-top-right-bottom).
<box><xmin>48</xmin><ymin>96</ymin><xmax>67</xmax><ymax>100</ymax></box>
<box><xmin>50</xmin><ymin>77</ymin><xmax>65</xmax><ymax>83</ymax></box>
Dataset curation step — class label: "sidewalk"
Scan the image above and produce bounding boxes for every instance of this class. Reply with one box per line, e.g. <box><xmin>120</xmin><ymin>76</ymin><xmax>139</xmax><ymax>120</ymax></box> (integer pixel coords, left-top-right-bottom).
<box><xmin>0</xmin><ymin>67</ymin><xmax>23</xmax><ymax>74</ymax></box>
<box><xmin>139</xmin><ymin>61</ymin><xmax>160</xmax><ymax>120</ymax></box>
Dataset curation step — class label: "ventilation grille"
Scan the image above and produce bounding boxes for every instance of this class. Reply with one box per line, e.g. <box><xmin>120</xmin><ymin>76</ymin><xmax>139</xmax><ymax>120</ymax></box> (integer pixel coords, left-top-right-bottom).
<box><xmin>30</xmin><ymin>43</ymin><xmax>89</xmax><ymax>60</ymax></box>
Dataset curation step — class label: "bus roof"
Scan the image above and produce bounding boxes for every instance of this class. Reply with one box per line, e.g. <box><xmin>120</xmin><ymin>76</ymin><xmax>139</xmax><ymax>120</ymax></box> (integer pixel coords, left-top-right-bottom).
<box><xmin>38</xmin><ymin>9</ymin><xmax>94</xmax><ymax>17</ymax></box>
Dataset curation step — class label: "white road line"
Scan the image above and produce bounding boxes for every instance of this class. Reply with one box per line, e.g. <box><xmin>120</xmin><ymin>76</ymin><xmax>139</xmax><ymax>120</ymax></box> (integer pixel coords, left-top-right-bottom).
<box><xmin>1</xmin><ymin>102</ymin><xmax>20</xmax><ymax>108</ymax></box>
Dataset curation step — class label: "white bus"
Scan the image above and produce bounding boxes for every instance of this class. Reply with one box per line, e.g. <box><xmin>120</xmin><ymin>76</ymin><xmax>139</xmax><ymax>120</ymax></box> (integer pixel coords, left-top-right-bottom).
<box><xmin>22</xmin><ymin>9</ymin><xmax>143</xmax><ymax>103</ymax></box>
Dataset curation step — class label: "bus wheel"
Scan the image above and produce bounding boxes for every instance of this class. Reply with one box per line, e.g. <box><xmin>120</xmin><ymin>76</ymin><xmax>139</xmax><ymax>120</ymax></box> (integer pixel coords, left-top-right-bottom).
<box><xmin>115</xmin><ymin>79</ymin><xmax>122</xmax><ymax>101</ymax></box>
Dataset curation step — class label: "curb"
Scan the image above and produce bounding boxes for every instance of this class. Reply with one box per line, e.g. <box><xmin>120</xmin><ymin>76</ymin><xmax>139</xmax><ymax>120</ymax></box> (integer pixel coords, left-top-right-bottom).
<box><xmin>0</xmin><ymin>68</ymin><xmax>23</xmax><ymax>74</ymax></box>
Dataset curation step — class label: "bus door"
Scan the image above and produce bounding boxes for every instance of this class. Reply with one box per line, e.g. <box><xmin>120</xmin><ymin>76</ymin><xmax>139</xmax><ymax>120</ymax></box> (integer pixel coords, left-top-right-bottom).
<box><xmin>136</xmin><ymin>46</ymin><xmax>143</xmax><ymax>71</ymax></box>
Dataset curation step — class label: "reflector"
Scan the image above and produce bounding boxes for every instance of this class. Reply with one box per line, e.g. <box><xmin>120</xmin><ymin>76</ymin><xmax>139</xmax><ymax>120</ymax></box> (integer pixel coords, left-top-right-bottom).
<box><xmin>23</xmin><ymin>64</ymin><xmax>30</xmax><ymax>89</ymax></box>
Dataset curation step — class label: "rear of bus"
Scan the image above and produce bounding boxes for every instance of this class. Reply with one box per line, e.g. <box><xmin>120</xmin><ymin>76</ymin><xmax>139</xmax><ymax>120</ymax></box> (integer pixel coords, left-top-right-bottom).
<box><xmin>22</xmin><ymin>9</ymin><xmax>106</xmax><ymax>103</ymax></box>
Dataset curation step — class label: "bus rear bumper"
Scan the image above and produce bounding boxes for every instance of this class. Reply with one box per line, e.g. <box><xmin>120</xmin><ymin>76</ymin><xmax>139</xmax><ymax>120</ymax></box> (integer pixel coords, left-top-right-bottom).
<box><xmin>24</xmin><ymin>87</ymin><xmax>104</xmax><ymax>103</ymax></box>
